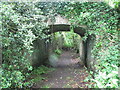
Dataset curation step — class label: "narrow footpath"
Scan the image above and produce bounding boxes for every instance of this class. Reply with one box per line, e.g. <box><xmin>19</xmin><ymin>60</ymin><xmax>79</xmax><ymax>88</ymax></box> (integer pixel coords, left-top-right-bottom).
<box><xmin>33</xmin><ymin>51</ymin><xmax>92</xmax><ymax>88</ymax></box>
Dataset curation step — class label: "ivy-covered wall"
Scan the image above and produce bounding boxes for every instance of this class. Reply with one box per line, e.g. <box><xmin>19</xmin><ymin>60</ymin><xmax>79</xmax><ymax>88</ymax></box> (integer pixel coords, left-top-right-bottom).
<box><xmin>62</xmin><ymin>2</ymin><xmax>119</xmax><ymax>88</ymax></box>
<box><xmin>0</xmin><ymin>2</ymin><xmax>49</xmax><ymax>88</ymax></box>
<box><xmin>41</xmin><ymin>1</ymin><xmax>119</xmax><ymax>88</ymax></box>
<box><xmin>1</xmin><ymin>1</ymin><xmax>119</xmax><ymax>88</ymax></box>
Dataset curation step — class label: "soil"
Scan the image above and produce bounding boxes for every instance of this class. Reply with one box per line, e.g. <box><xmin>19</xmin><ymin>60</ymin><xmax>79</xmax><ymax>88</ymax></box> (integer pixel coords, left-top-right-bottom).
<box><xmin>32</xmin><ymin>51</ymin><xmax>91</xmax><ymax>88</ymax></box>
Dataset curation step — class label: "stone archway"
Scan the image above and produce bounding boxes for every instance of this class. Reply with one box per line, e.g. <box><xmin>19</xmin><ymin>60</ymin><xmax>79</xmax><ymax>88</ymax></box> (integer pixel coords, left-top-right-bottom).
<box><xmin>45</xmin><ymin>15</ymin><xmax>96</xmax><ymax>69</ymax></box>
<box><xmin>31</xmin><ymin>15</ymin><xmax>95</xmax><ymax>70</ymax></box>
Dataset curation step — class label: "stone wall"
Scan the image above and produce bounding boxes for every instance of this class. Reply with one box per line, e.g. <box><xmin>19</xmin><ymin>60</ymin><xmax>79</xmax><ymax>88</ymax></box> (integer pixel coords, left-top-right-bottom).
<box><xmin>30</xmin><ymin>24</ymin><xmax>96</xmax><ymax>71</ymax></box>
<box><xmin>30</xmin><ymin>34</ymin><xmax>96</xmax><ymax>71</ymax></box>
<box><xmin>31</xmin><ymin>38</ymin><xmax>49</xmax><ymax>67</ymax></box>
<box><xmin>79</xmin><ymin>34</ymin><xmax>96</xmax><ymax>70</ymax></box>
<box><xmin>79</xmin><ymin>40</ymin><xmax>86</xmax><ymax>65</ymax></box>
<box><xmin>86</xmin><ymin>35</ymin><xmax>96</xmax><ymax>71</ymax></box>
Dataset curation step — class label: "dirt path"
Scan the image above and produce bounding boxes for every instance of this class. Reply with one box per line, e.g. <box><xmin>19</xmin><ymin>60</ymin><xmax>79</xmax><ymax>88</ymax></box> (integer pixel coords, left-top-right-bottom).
<box><xmin>33</xmin><ymin>51</ymin><xmax>91</xmax><ymax>88</ymax></box>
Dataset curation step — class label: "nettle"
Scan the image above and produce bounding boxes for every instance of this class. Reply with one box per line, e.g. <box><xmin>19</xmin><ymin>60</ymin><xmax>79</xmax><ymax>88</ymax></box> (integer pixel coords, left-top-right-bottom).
<box><xmin>0</xmin><ymin>2</ymin><xmax>48</xmax><ymax>88</ymax></box>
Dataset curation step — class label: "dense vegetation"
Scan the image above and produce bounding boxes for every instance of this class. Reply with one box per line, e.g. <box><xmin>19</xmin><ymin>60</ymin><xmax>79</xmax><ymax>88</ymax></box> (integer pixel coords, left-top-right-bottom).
<box><xmin>37</xmin><ymin>1</ymin><xmax>119</xmax><ymax>87</ymax></box>
<box><xmin>0</xmin><ymin>0</ymin><xmax>119</xmax><ymax>88</ymax></box>
<box><xmin>0</xmin><ymin>2</ymin><xmax>49</xmax><ymax>88</ymax></box>
<box><xmin>62</xmin><ymin>2</ymin><xmax>119</xmax><ymax>88</ymax></box>
<box><xmin>53</xmin><ymin>32</ymin><xmax>80</xmax><ymax>51</ymax></box>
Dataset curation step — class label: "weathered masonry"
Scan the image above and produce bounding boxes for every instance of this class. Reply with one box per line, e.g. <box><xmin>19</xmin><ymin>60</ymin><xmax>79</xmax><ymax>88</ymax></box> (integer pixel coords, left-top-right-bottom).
<box><xmin>32</xmin><ymin>15</ymin><xmax>96</xmax><ymax>70</ymax></box>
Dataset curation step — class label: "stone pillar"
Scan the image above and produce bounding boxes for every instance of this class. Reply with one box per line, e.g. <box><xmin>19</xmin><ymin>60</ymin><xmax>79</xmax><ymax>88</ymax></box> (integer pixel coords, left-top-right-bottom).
<box><xmin>31</xmin><ymin>38</ymin><xmax>49</xmax><ymax>67</ymax></box>
<box><xmin>80</xmin><ymin>35</ymin><xmax>95</xmax><ymax>69</ymax></box>
<box><xmin>79</xmin><ymin>40</ymin><xmax>87</xmax><ymax>67</ymax></box>
<box><xmin>86</xmin><ymin>35</ymin><xmax>96</xmax><ymax>70</ymax></box>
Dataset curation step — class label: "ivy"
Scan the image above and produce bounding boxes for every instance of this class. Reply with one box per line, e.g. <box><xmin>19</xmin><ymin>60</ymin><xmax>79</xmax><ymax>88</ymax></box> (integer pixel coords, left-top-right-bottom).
<box><xmin>41</xmin><ymin>1</ymin><xmax>119</xmax><ymax>88</ymax></box>
<box><xmin>36</xmin><ymin>2</ymin><xmax>119</xmax><ymax>88</ymax></box>
<box><xmin>0</xmin><ymin>1</ymin><xmax>119</xmax><ymax>88</ymax></box>
<box><xmin>62</xmin><ymin>2</ymin><xmax>119</xmax><ymax>88</ymax></box>
<box><xmin>0</xmin><ymin>2</ymin><xmax>49</xmax><ymax>88</ymax></box>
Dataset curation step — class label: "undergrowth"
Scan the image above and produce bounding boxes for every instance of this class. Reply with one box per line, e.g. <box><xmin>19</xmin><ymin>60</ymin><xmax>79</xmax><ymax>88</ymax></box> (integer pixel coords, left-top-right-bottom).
<box><xmin>24</xmin><ymin>65</ymin><xmax>55</xmax><ymax>88</ymax></box>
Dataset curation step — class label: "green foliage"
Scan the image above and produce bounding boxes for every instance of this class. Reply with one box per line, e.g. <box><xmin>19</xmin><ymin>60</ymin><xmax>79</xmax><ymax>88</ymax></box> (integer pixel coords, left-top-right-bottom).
<box><xmin>54</xmin><ymin>49</ymin><xmax>62</xmax><ymax>55</ymax></box>
<box><xmin>0</xmin><ymin>65</ymin><xmax>25</xmax><ymax>88</ymax></box>
<box><xmin>1</xmin><ymin>2</ymin><xmax>49</xmax><ymax>88</ymax></box>
<box><xmin>28</xmin><ymin>65</ymin><xmax>55</xmax><ymax>85</ymax></box>
<box><xmin>36</xmin><ymin>2</ymin><xmax>69</xmax><ymax>16</ymax></box>
<box><xmin>54</xmin><ymin>31</ymin><xmax>80</xmax><ymax>50</ymax></box>
<box><xmin>62</xmin><ymin>32</ymin><xmax>74</xmax><ymax>48</ymax></box>
<box><xmin>62</xmin><ymin>32</ymin><xmax>80</xmax><ymax>51</ymax></box>
<box><xmin>1</xmin><ymin>1</ymin><xmax>119</xmax><ymax>88</ymax></box>
<box><xmin>103</xmin><ymin>0</ymin><xmax>120</xmax><ymax>8</ymax></box>
<box><xmin>62</xmin><ymin>2</ymin><xmax>119</xmax><ymax>88</ymax></box>
<box><xmin>42</xmin><ymin>85</ymin><xmax>51</xmax><ymax>88</ymax></box>
<box><xmin>31</xmin><ymin>65</ymin><xmax>54</xmax><ymax>75</ymax></box>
